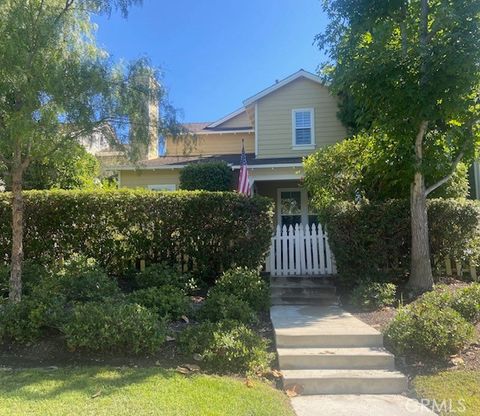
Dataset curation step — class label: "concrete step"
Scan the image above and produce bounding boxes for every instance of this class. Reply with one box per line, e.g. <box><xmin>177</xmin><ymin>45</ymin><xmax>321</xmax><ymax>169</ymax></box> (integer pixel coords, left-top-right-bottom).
<box><xmin>271</xmin><ymin>286</ymin><xmax>336</xmax><ymax>297</ymax></box>
<box><xmin>278</xmin><ymin>347</ymin><xmax>395</xmax><ymax>370</ymax></box>
<box><xmin>276</xmin><ymin>332</ymin><xmax>384</xmax><ymax>348</ymax></box>
<box><xmin>271</xmin><ymin>276</ymin><xmax>335</xmax><ymax>286</ymax></box>
<box><xmin>282</xmin><ymin>369</ymin><xmax>407</xmax><ymax>395</ymax></box>
<box><xmin>271</xmin><ymin>296</ymin><xmax>338</xmax><ymax>306</ymax></box>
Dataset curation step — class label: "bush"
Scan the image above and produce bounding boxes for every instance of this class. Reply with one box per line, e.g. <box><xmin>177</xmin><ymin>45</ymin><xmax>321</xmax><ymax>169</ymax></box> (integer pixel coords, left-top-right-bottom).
<box><xmin>323</xmin><ymin>199</ymin><xmax>480</xmax><ymax>286</ymax></box>
<box><xmin>0</xmin><ymin>261</ymin><xmax>48</xmax><ymax>298</ymax></box>
<box><xmin>135</xmin><ymin>264</ymin><xmax>195</xmax><ymax>292</ymax></box>
<box><xmin>180</xmin><ymin>161</ymin><xmax>234</xmax><ymax>191</ymax></box>
<box><xmin>127</xmin><ymin>286</ymin><xmax>190</xmax><ymax>319</ymax></box>
<box><xmin>179</xmin><ymin>320</ymin><xmax>273</xmax><ymax>375</ymax></box>
<box><xmin>452</xmin><ymin>284</ymin><xmax>480</xmax><ymax>323</ymax></box>
<box><xmin>385</xmin><ymin>301</ymin><xmax>475</xmax><ymax>360</ymax></box>
<box><xmin>35</xmin><ymin>260</ymin><xmax>121</xmax><ymax>303</ymax></box>
<box><xmin>350</xmin><ymin>281</ymin><xmax>396</xmax><ymax>310</ymax></box>
<box><xmin>63</xmin><ymin>301</ymin><xmax>166</xmax><ymax>353</ymax></box>
<box><xmin>0</xmin><ymin>190</ymin><xmax>273</xmax><ymax>285</ymax></box>
<box><xmin>0</xmin><ymin>298</ymin><xmax>42</xmax><ymax>343</ymax></box>
<box><xmin>212</xmin><ymin>268</ymin><xmax>269</xmax><ymax>312</ymax></box>
<box><xmin>414</xmin><ymin>284</ymin><xmax>480</xmax><ymax>324</ymax></box>
<box><xmin>198</xmin><ymin>292</ymin><xmax>257</xmax><ymax>324</ymax></box>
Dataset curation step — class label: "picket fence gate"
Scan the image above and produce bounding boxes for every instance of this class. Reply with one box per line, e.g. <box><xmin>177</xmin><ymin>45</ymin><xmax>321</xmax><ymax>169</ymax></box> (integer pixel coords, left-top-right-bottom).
<box><xmin>265</xmin><ymin>223</ymin><xmax>336</xmax><ymax>277</ymax></box>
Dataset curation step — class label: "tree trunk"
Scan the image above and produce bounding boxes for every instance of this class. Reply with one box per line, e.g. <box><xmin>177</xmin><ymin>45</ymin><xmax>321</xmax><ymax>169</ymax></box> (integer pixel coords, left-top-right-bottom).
<box><xmin>408</xmin><ymin>171</ymin><xmax>434</xmax><ymax>291</ymax></box>
<box><xmin>407</xmin><ymin>120</ymin><xmax>434</xmax><ymax>292</ymax></box>
<box><xmin>9</xmin><ymin>164</ymin><xmax>24</xmax><ymax>302</ymax></box>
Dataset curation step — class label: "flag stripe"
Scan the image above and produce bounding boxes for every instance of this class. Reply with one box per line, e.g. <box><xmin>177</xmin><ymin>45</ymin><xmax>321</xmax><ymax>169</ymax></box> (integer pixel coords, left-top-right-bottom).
<box><xmin>237</xmin><ymin>142</ymin><xmax>251</xmax><ymax>196</ymax></box>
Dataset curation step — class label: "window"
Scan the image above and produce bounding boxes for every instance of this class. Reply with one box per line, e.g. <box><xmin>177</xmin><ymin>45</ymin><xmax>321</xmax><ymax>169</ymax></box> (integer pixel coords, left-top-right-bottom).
<box><xmin>292</xmin><ymin>108</ymin><xmax>314</xmax><ymax>147</ymax></box>
<box><xmin>147</xmin><ymin>184</ymin><xmax>176</xmax><ymax>191</ymax></box>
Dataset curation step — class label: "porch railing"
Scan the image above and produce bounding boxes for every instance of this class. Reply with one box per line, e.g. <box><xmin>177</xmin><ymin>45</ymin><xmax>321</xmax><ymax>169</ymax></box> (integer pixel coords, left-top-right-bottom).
<box><xmin>265</xmin><ymin>223</ymin><xmax>336</xmax><ymax>277</ymax></box>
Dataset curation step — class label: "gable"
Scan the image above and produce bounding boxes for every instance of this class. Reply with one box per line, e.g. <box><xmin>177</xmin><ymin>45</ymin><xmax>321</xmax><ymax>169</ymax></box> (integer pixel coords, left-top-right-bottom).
<box><xmin>255</xmin><ymin>77</ymin><xmax>346</xmax><ymax>159</ymax></box>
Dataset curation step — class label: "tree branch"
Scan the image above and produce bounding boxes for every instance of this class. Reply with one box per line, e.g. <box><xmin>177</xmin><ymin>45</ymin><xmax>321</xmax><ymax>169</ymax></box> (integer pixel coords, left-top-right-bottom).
<box><xmin>425</xmin><ymin>147</ymin><xmax>466</xmax><ymax>196</ymax></box>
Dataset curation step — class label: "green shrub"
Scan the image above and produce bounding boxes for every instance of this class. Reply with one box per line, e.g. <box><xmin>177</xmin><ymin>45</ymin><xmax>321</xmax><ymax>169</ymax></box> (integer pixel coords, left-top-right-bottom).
<box><xmin>198</xmin><ymin>292</ymin><xmax>257</xmax><ymax>324</ymax></box>
<box><xmin>414</xmin><ymin>284</ymin><xmax>480</xmax><ymax>324</ymax></box>
<box><xmin>323</xmin><ymin>199</ymin><xmax>480</xmax><ymax>286</ymax></box>
<box><xmin>179</xmin><ymin>161</ymin><xmax>234</xmax><ymax>191</ymax></box>
<box><xmin>350</xmin><ymin>281</ymin><xmax>396</xmax><ymax>310</ymax></box>
<box><xmin>179</xmin><ymin>320</ymin><xmax>273</xmax><ymax>375</ymax></box>
<box><xmin>0</xmin><ymin>261</ymin><xmax>49</xmax><ymax>298</ymax></box>
<box><xmin>0</xmin><ymin>190</ymin><xmax>273</xmax><ymax>285</ymax></box>
<box><xmin>451</xmin><ymin>284</ymin><xmax>480</xmax><ymax>323</ymax></box>
<box><xmin>63</xmin><ymin>301</ymin><xmax>166</xmax><ymax>353</ymax></box>
<box><xmin>385</xmin><ymin>301</ymin><xmax>475</xmax><ymax>360</ymax></box>
<box><xmin>127</xmin><ymin>286</ymin><xmax>190</xmax><ymax>319</ymax></box>
<box><xmin>135</xmin><ymin>264</ymin><xmax>195</xmax><ymax>292</ymax></box>
<box><xmin>36</xmin><ymin>264</ymin><xmax>120</xmax><ymax>303</ymax></box>
<box><xmin>0</xmin><ymin>298</ymin><xmax>42</xmax><ymax>343</ymax></box>
<box><xmin>212</xmin><ymin>268</ymin><xmax>269</xmax><ymax>312</ymax></box>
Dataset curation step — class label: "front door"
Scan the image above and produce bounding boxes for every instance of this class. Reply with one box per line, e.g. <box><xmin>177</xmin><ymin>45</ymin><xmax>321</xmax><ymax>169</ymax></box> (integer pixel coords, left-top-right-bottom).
<box><xmin>277</xmin><ymin>188</ymin><xmax>316</xmax><ymax>228</ymax></box>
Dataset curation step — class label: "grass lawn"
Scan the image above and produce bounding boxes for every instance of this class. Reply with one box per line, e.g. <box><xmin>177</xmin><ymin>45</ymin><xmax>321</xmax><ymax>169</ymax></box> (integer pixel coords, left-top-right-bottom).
<box><xmin>413</xmin><ymin>370</ymin><xmax>480</xmax><ymax>416</ymax></box>
<box><xmin>0</xmin><ymin>367</ymin><xmax>294</xmax><ymax>416</ymax></box>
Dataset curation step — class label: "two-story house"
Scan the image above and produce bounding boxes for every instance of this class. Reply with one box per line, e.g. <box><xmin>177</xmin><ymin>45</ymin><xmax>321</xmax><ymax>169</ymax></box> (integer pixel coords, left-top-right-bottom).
<box><xmin>117</xmin><ymin>70</ymin><xmax>347</xmax><ymax>229</ymax></box>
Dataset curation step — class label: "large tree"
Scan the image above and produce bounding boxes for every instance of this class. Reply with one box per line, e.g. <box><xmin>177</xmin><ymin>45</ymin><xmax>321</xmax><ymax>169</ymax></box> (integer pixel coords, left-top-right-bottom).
<box><xmin>0</xmin><ymin>0</ymin><xmax>183</xmax><ymax>301</ymax></box>
<box><xmin>317</xmin><ymin>0</ymin><xmax>480</xmax><ymax>291</ymax></box>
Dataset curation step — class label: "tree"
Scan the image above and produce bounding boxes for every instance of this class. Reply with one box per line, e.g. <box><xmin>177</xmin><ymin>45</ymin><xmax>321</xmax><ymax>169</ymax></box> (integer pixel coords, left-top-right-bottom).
<box><xmin>304</xmin><ymin>133</ymin><xmax>470</xmax><ymax>210</ymax></box>
<box><xmin>1</xmin><ymin>141</ymin><xmax>100</xmax><ymax>190</ymax></box>
<box><xmin>0</xmin><ymin>0</ymin><xmax>183</xmax><ymax>302</ymax></box>
<box><xmin>317</xmin><ymin>0</ymin><xmax>480</xmax><ymax>291</ymax></box>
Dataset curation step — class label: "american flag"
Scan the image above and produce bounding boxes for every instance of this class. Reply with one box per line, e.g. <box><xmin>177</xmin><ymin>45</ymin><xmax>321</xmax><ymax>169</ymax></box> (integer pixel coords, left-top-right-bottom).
<box><xmin>237</xmin><ymin>140</ymin><xmax>252</xmax><ymax>196</ymax></box>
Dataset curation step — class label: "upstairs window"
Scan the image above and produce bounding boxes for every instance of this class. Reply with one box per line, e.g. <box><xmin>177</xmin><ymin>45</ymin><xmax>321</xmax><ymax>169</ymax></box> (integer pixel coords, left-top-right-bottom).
<box><xmin>292</xmin><ymin>108</ymin><xmax>314</xmax><ymax>147</ymax></box>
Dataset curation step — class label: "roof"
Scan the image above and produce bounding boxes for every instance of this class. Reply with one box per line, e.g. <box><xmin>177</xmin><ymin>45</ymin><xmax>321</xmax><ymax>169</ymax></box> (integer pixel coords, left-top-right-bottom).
<box><xmin>243</xmin><ymin>69</ymin><xmax>325</xmax><ymax>107</ymax></box>
<box><xmin>183</xmin><ymin>122</ymin><xmax>212</xmax><ymax>133</ymax></box>
<box><xmin>117</xmin><ymin>154</ymin><xmax>303</xmax><ymax>170</ymax></box>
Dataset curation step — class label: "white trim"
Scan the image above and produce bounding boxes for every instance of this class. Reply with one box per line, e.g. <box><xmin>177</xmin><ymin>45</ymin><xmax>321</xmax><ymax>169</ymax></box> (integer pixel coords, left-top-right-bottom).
<box><xmin>207</xmin><ymin>107</ymin><xmax>249</xmax><ymax>128</ymax></box>
<box><xmin>254</xmin><ymin>103</ymin><xmax>258</xmax><ymax>156</ymax></box>
<box><xmin>474</xmin><ymin>161</ymin><xmax>480</xmax><ymax>199</ymax></box>
<box><xmin>147</xmin><ymin>184</ymin><xmax>176</xmax><ymax>191</ymax></box>
<box><xmin>194</xmin><ymin>129</ymin><xmax>254</xmax><ymax>135</ymax></box>
<box><xmin>251</xmin><ymin>173</ymin><xmax>302</xmax><ymax>182</ymax></box>
<box><xmin>117</xmin><ymin>162</ymin><xmax>303</xmax><ymax>172</ymax></box>
<box><xmin>243</xmin><ymin>70</ymin><xmax>325</xmax><ymax>106</ymax></box>
<box><xmin>292</xmin><ymin>108</ymin><xmax>315</xmax><ymax>147</ymax></box>
<box><xmin>117</xmin><ymin>171</ymin><xmax>122</xmax><ymax>188</ymax></box>
<box><xmin>232</xmin><ymin>162</ymin><xmax>303</xmax><ymax>169</ymax></box>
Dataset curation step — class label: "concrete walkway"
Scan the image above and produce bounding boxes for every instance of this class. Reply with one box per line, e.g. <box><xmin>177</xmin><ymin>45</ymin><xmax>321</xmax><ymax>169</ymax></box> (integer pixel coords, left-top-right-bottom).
<box><xmin>271</xmin><ymin>305</ymin><xmax>436</xmax><ymax>416</ymax></box>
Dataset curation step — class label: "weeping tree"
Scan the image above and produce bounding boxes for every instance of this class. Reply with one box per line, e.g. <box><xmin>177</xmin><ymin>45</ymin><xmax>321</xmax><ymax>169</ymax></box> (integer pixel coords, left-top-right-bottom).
<box><xmin>317</xmin><ymin>0</ymin><xmax>480</xmax><ymax>291</ymax></box>
<box><xmin>0</xmin><ymin>0</ymin><xmax>184</xmax><ymax>302</ymax></box>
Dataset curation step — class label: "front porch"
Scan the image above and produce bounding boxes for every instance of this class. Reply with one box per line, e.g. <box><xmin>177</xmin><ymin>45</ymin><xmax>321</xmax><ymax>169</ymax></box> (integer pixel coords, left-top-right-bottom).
<box><xmin>253</xmin><ymin>179</ymin><xmax>336</xmax><ymax>277</ymax></box>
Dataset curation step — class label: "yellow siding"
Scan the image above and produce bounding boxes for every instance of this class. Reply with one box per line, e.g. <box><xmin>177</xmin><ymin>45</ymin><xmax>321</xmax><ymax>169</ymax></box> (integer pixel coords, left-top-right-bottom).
<box><xmin>256</xmin><ymin>77</ymin><xmax>347</xmax><ymax>159</ymax></box>
<box><xmin>166</xmin><ymin>132</ymin><xmax>254</xmax><ymax>156</ymax></box>
<box><xmin>119</xmin><ymin>169</ymin><xmax>181</xmax><ymax>189</ymax></box>
<box><xmin>215</xmin><ymin>110</ymin><xmax>252</xmax><ymax>128</ymax></box>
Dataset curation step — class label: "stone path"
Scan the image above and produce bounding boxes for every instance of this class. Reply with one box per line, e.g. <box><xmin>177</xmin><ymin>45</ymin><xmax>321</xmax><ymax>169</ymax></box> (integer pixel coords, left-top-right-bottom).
<box><xmin>270</xmin><ymin>303</ymin><xmax>436</xmax><ymax>415</ymax></box>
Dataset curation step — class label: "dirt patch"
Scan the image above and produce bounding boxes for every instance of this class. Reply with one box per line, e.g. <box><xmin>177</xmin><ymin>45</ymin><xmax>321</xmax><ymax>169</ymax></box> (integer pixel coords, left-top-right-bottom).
<box><xmin>348</xmin><ymin>306</ymin><xmax>398</xmax><ymax>332</ymax></box>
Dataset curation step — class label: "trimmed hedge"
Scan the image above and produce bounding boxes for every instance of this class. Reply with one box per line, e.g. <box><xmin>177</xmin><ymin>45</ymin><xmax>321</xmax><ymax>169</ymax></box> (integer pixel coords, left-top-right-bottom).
<box><xmin>324</xmin><ymin>199</ymin><xmax>480</xmax><ymax>286</ymax></box>
<box><xmin>180</xmin><ymin>161</ymin><xmax>234</xmax><ymax>191</ymax></box>
<box><xmin>0</xmin><ymin>190</ymin><xmax>273</xmax><ymax>283</ymax></box>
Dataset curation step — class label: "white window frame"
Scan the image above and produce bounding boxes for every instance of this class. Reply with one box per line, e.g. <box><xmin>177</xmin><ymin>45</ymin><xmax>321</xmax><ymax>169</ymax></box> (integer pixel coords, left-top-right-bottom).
<box><xmin>147</xmin><ymin>184</ymin><xmax>176</xmax><ymax>191</ymax></box>
<box><xmin>277</xmin><ymin>187</ymin><xmax>308</xmax><ymax>226</ymax></box>
<box><xmin>292</xmin><ymin>108</ymin><xmax>315</xmax><ymax>149</ymax></box>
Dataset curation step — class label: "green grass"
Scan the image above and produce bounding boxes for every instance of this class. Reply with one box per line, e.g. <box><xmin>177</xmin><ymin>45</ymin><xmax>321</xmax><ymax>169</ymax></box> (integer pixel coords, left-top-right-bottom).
<box><xmin>413</xmin><ymin>370</ymin><xmax>480</xmax><ymax>416</ymax></box>
<box><xmin>0</xmin><ymin>367</ymin><xmax>294</xmax><ymax>416</ymax></box>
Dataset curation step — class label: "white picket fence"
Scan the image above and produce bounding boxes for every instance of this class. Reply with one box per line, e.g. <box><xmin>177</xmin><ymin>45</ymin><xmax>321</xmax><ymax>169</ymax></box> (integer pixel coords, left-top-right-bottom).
<box><xmin>265</xmin><ymin>223</ymin><xmax>336</xmax><ymax>277</ymax></box>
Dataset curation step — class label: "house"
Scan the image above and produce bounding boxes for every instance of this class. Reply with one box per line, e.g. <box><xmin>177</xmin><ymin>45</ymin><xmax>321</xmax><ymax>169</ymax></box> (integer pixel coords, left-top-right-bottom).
<box><xmin>117</xmin><ymin>69</ymin><xmax>347</xmax><ymax>230</ymax></box>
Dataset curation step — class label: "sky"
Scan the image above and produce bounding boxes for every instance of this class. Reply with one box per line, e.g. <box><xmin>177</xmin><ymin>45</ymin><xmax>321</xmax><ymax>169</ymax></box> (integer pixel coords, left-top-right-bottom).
<box><xmin>93</xmin><ymin>0</ymin><xmax>329</xmax><ymax>123</ymax></box>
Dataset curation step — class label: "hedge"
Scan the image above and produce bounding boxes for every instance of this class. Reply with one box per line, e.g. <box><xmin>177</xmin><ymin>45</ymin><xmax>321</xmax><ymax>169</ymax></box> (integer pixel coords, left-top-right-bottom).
<box><xmin>180</xmin><ymin>161</ymin><xmax>234</xmax><ymax>191</ymax></box>
<box><xmin>324</xmin><ymin>198</ymin><xmax>480</xmax><ymax>286</ymax></box>
<box><xmin>0</xmin><ymin>190</ymin><xmax>274</xmax><ymax>283</ymax></box>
